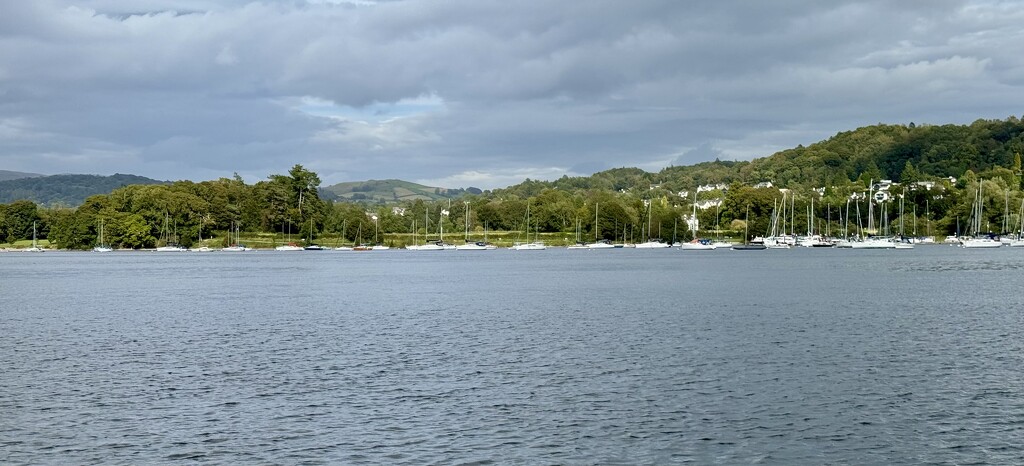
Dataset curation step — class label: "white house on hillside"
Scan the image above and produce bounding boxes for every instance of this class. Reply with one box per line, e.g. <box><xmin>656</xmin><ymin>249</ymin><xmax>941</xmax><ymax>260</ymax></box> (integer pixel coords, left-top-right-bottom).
<box><xmin>696</xmin><ymin>199</ymin><xmax>723</xmax><ymax>210</ymax></box>
<box><xmin>697</xmin><ymin>183</ymin><xmax>728</xmax><ymax>193</ymax></box>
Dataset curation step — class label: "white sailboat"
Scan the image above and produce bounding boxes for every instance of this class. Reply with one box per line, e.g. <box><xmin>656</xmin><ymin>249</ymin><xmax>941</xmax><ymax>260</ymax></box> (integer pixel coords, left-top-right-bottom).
<box><xmin>512</xmin><ymin>201</ymin><xmax>546</xmax><ymax>250</ymax></box>
<box><xmin>999</xmin><ymin>190</ymin><xmax>1013</xmax><ymax>245</ymax></box>
<box><xmin>732</xmin><ymin>205</ymin><xmax>766</xmax><ymax>250</ymax></box>
<box><xmin>437</xmin><ymin>205</ymin><xmax>455</xmax><ymax>249</ymax></box>
<box><xmin>764</xmin><ymin>194</ymin><xmax>791</xmax><ymax>248</ymax></box>
<box><xmin>155</xmin><ymin>214</ymin><xmax>187</xmax><ymax>252</ymax></box>
<box><xmin>513</xmin><ymin>241</ymin><xmax>546</xmax><ymax>250</ymax></box>
<box><xmin>635</xmin><ymin>198</ymin><xmax>670</xmax><ymax>248</ymax></box>
<box><xmin>850</xmin><ymin>182</ymin><xmax>894</xmax><ymax>249</ymax></box>
<box><xmin>404</xmin><ymin>219</ymin><xmax>421</xmax><ymax>250</ymax></box>
<box><xmin>962</xmin><ymin>181</ymin><xmax>1001</xmax><ymax>248</ymax></box>
<box><xmin>679</xmin><ymin>239</ymin><xmax>715</xmax><ymax>250</ymax></box>
<box><xmin>334</xmin><ymin>219</ymin><xmax>355</xmax><ymax>251</ymax></box>
<box><xmin>191</xmin><ymin>216</ymin><xmax>216</xmax><ymax>252</ymax></box>
<box><xmin>585</xmin><ymin>203</ymin><xmax>616</xmax><ymax>249</ymax></box>
<box><xmin>1009</xmin><ymin>199</ymin><xmax>1024</xmax><ymax>247</ymax></box>
<box><xmin>678</xmin><ymin>193</ymin><xmax>715</xmax><ymax>249</ymax></box>
<box><xmin>275</xmin><ymin>220</ymin><xmax>303</xmax><ymax>251</ymax></box>
<box><xmin>892</xmin><ymin>188</ymin><xmax>914</xmax><ymax>249</ymax></box>
<box><xmin>93</xmin><ymin>219</ymin><xmax>113</xmax><ymax>252</ymax></box>
<box><xmin>25</xmin><ymin>221</ymin><xmax>45</xmax><ymax>252</ymax></box>
<box><xmin>567</xmin><ymin>217</ymin><xmax>588</xmax><ymax>249</ymax></box>
<box><xmin>455</xmin><ymin>241</ymin><xmax>492</xmax><ymax>250</ymax></box>
<box><xmin>455</xmin><ymin>203</ymin><xmax>495</xmax><ymax>250</ymax></box>
<box><xmin>222</xmin><ymin>221</ymin><xmax>252</xmax><ymax>251</ymax></box>
<box><xmin>303</xmin><ymin>218</ymin><xmax>328</xmax><ymax>250</ymax></box>
<box><xmin>408</xmin><ymin>210</ymin><xmax>445</xmax><ymax>251</ymax></box>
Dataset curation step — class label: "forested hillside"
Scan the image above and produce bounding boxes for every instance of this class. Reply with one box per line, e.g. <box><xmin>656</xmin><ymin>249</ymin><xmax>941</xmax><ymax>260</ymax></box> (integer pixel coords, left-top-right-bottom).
<box><xmin>320</xmin><ymin>179</ymin><xmax>477</xmax><ymax>203</ymax></box>
<box><xmin>3</xmin><ymin>117</ymin><xmax>1023</xmax><ymax>249</ymax></box>
<box><xmin>0</xmin><ymin>173</ymin><xmax>165</xmax><ymax>206</ymax></box>
<box><xmin>494</xmin><ymin>118</ymin><xmax>1024</xmax><ymax>197</ymax></box>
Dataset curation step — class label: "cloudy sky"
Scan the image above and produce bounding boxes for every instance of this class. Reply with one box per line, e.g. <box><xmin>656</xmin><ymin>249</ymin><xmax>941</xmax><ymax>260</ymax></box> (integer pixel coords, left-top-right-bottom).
<box><xmin>2</xmin><ymin>1</ymin><xmax>1023</xmax><ymax>189</ymax></box>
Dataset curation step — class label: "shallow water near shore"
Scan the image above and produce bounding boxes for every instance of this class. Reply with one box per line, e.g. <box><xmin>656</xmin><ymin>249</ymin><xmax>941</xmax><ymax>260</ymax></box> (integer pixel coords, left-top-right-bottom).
<box><xmin>2</xmin><ymin>247</ymin><xmax>1023</xmax><ymax>464</ymax></box>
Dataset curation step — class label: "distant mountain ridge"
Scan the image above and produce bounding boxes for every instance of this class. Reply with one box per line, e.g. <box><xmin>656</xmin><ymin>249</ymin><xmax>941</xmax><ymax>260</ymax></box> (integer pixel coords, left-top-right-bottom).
<box><xmin>0</xmin><ymin>173</ymin><xmax>166</xmax><ymax>206</ymax></box>
<box><xmin>1</xmin><ymin>172</ymin><xmax>475</xmax><ymax>207</ymax></box>
<box><xmin>320</xmin><ymin>179</ymin><xmax>479</xmax><ymax>204</ymax></box>
<box><xmin>0</xmin><ymin>170</ymin><xmax>44</xmax><ymax>182</ymax></box>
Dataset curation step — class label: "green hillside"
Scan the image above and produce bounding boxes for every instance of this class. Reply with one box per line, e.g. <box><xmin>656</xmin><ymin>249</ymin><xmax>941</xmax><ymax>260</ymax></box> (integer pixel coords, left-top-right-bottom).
<box><xmin>494</xmin><ymin>118</ymin><xmax>1024</xmax><ymax>198</ymax></box>
<box><xmin>0</xmin><ymin>173</ymin><xmax>166</xmax><ymax>206</ymax></box>
<box><xmin>321</xmin><ymin>179</ymin><xmax>477</xmax><ymax>204</ymax></box>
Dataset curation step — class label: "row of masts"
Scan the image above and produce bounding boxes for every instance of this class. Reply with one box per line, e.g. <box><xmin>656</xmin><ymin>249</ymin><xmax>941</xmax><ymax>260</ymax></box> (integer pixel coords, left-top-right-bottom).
<box><xmin>762</xmin><ymin>183</ymin><xmax>937</xmax><ymax>240</ymax></box>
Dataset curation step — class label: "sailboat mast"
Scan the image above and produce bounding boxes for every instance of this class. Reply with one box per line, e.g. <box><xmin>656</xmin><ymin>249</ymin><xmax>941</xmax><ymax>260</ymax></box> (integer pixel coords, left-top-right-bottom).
<box><xmin>525</xmin><ymin>201</ymin><xmax>530</xmax><ymax>242</ymax></box>
<box><xmin>926</xmin><ymin>198</ymin><xmax>930</xmax><ymax>236</ymax></box>
<box><xmin>845</xmin><ymin>199</ymin><xmax>850</xmax><ymax>239</ymax></box>
<box><xmin>1018</xmin><ymin>198</ymin><xmax>1024</xmax><ymax>237</ymax></box>
<box><xmin>648</xmin><ymin>199</ymin><xmax>653</xmax><ymax>240</ymax></box>
<box><xmin>826</xmin><ymin>203</ymin><xmax>831</xmax><ymax>238</ymax></box>
<box><xmin>866</xmin><ymin>181</ymin><xmax>874</xmax><ymax>234</ymax></box>
<box><xmin>851</xmin><ymin>201</ymin><xmax>860</xmax><ymax>238</ymax></box>
<box><xmin>691</xmin><ymin>192</ymin><xmax>698</xmax><ymax>238</ymax></box>
<box><xmin>790</xmin><ymin>194</ymin><xmax>795</xmax><ymax>237</ymax></box>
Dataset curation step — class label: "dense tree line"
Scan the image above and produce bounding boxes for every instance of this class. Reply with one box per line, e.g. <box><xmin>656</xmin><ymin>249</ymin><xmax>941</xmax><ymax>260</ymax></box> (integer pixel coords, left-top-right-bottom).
<box><xmin>3</xmin><ymin>118</ymin><xmax>1024</xmax><ymax>248</ymax></box>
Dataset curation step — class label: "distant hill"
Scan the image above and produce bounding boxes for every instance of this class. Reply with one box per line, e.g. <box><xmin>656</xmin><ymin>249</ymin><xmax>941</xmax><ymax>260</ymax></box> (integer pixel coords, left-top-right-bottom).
<box><xmin>320</xmin><ymin>179</ymin><xmax>479</xmax><ymax>204</ymax></box>
<box><xmin>0</xmin><ymin>170</ymin><xmax>44</xmax><ymax>182</ymax></box>
<box><xmin>0</xmin><ymin>173</ymin><xmax>167</xmax><ymax>206</ymax></box>
<box><xmin>493</xmin><ymin>118</ymin><xmax>1024</xmax><ymax>197</ymax></box>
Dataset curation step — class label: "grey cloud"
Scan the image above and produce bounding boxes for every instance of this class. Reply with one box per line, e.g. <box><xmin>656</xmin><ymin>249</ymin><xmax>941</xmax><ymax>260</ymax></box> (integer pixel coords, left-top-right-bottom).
<box><xmin>674</xmin><ymin>142</ymin><xmax>723</xmax><ymax>167</ymax></box>
<box><xmin>2</xmin><ymin>1</ymin><xmax>1023</xmax><ymax>189</ymax></box>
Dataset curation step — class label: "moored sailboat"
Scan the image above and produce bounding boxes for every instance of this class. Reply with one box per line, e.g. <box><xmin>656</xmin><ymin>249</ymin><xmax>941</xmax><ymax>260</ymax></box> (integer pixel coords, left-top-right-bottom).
<box><xmin>732</xmin><ymin>206</ymin><xmax>766</xmax><ymax>250</ymax></box>
<box><xmin>512</xmin><ymin>202</ymin><xmax>546</xmax><ymax>250</ymax></box>
<box><xmin>93</xmin><ymin>219</ymin><xmax>112</xmax><ymax>252</ymax></box>
<box><xmin>155</xmin><ymin>214</ymin><xmax>187</xmax><ymax>252</ymax></box>
<box><xmin>961</xmin><ymin>181</ymin><xmax>1001</xmax><ymax>248</ymax></box>
<box><xmin>25</xmin><ymin>222</ymin><xmax>45</xmax><ymax>252</ymax></box>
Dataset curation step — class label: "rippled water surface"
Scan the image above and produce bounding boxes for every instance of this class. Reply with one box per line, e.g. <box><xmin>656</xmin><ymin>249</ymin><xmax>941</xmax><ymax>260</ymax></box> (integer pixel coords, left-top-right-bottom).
<box><xmin>2</xmin><ymin>247</ymin><xmax>1024</xmax><ymax>464</ymax></box>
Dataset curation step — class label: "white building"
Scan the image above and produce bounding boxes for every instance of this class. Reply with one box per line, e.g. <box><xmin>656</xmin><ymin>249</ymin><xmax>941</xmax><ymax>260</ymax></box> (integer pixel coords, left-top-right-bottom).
<box><xmin>696</xmin><ymin>199</ymin><xmax>723</xmax><ymax>210</ymax></box>
<box><xmin>697</xmin><ymin>183</ymin><xmax>728</xmax><ymax>193</ymax></box>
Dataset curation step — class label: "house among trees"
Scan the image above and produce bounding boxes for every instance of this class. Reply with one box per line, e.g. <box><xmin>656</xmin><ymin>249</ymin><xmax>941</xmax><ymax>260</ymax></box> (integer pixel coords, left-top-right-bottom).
<box><xmin>696</xmin><ymin>199</ymin><xmax>723</xmax><ymax>210</ymax></box>
<box><xmin>697</xmin><ymin>183</ymin><xmax>728</xmax><ymax>193</ymax></box>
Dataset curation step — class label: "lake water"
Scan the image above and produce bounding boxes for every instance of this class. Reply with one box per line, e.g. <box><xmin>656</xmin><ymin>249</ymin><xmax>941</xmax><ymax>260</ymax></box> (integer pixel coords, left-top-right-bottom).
<box><xmin>2</xmin><ymin>247</ymin><xmax>1023</xmax><ymax>464</ymax></box>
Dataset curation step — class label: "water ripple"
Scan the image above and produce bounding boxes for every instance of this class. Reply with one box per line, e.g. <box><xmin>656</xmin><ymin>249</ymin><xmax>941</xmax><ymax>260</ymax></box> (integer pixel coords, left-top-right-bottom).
<box><xmin>2</xmin><ymin>249</ymin><xmax>1023</xmax><ymax>464</ymax></box>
